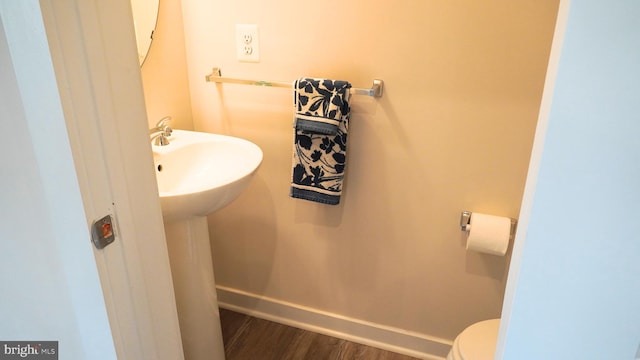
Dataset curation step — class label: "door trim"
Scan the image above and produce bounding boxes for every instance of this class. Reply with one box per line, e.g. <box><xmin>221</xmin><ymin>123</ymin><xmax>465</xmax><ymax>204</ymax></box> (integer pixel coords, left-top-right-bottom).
<box><xmin>40</xmin><ymin>0</ymin><xmax>184</xmax><ymax>358</ymax></box>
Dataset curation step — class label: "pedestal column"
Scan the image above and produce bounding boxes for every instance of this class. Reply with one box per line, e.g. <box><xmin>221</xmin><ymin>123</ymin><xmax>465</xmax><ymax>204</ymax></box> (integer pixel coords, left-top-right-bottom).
<box><xmin>164</xmin><ymin>216</ymin><xmax>225</xmax><ymax>360</ymax></box>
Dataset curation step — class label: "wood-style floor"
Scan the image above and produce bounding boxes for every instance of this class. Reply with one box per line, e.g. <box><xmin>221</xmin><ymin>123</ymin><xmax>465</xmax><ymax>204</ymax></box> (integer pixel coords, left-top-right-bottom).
<box><xmin>220</xmin><ymin>308</ymin><xmax>421</xmax><ymax>360</ymax></box>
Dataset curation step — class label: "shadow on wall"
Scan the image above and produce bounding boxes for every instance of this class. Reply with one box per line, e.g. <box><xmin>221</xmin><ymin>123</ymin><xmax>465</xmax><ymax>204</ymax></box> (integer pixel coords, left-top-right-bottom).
<box><xmin>296</xmin><ymin>109</ymin><xmax>402</xmax><ymax>315</ymax></box>
<box><xmin>208</xmin><ymin>175</ymin><xmax>277</xmax><ymax>298</ymax></box>
<box><xmin>272</xmin><ymin>90</ymin><xmax>407</xmax><ymax>229</ymax></box>
<box><xmin>292</xmin><ymin>201</ymin><xmax>345</xmax><ymax>228</ymax></box>
<box><xmin>461</xmin><ymin>230</ymin><xmax>512</xmax><ymax>289</ymax></box>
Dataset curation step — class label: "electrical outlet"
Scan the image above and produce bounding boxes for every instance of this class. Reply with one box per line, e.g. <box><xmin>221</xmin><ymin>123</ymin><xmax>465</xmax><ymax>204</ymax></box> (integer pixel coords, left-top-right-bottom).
<box><xmin>236</xmin><ymin>24</ymin><xmax>260</xmax><ymax>62</ymax></box>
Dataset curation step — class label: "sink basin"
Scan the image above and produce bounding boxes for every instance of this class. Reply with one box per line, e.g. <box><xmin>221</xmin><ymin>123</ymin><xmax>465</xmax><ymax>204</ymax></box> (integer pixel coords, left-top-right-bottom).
<box><xmin>152</xmin><ymin>129</ymin><xmax>262</xmax><ymax>221</ymax></box>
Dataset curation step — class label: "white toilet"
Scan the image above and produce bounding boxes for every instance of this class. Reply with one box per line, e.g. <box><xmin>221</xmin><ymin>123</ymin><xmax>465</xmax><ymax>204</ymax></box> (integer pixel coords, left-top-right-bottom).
<box><xmin>446</xmin><ymin>319</ymin><xmax>500</xmax><ymax>360</ymax></box>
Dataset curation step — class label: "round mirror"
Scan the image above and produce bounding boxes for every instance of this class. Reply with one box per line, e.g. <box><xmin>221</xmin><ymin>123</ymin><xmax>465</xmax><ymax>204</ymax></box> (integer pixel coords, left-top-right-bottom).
<box><xmin>131</xmin><ymin>0</ymin><xmax>159</xmax><ymax>66</ymax></box>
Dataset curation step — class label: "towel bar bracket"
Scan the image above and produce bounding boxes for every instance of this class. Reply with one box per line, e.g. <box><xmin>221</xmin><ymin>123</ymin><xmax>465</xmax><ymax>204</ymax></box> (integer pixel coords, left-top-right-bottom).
<box><xmin>205</xmin><ymin>67</ymin><xmax>384</xmax><ymax>98</ymax></box>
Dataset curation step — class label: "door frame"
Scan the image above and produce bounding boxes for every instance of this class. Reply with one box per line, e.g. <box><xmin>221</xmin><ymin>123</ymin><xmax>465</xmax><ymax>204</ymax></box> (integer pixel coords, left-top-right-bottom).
<box><xmin>39</xmin><ymin>0</ymin><xmax>184</xmax><ymax>358</ymax></box>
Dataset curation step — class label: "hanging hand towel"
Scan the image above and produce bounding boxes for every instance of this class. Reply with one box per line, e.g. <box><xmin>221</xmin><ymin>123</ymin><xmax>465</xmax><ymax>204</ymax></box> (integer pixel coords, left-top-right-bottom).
<box><xmin>290</xmin><ymin>78</ymin><xmax>352</xmax><ymax>205</ymax></box>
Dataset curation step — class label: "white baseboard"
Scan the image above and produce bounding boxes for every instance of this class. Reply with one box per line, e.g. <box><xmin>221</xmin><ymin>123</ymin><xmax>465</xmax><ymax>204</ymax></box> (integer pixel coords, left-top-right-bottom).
<box><xmin>216</xmin><ymin>286</ymin><xmax>452</xmax><ymax>360</ymax></box>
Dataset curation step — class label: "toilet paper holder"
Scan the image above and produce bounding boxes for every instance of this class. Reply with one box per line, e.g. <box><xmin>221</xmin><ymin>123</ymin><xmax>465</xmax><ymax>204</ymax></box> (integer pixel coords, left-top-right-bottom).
<box><xmin>460</xmin><ymin>211</ymin><xmax>518</xmax><ymax>235</ymax></box>
<box><xmin>460</xmin><ymin>211</ymin><xmax>473</xmax><ymax>232</ymax></box>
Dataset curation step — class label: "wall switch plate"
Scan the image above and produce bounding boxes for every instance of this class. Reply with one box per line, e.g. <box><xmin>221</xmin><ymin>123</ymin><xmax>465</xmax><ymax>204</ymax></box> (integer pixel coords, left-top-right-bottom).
<box><xmin>236</xmin><ymin>24</ymin><xmax>260</xmax><ymax>62</ymax></box>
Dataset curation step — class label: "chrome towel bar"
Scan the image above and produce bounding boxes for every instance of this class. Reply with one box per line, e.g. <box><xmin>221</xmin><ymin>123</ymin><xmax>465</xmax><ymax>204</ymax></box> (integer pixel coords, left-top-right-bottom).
<box><xmin>205</xmin><ymin>67</ymin><xmax>384</xmax><ymax>98</ymax></box>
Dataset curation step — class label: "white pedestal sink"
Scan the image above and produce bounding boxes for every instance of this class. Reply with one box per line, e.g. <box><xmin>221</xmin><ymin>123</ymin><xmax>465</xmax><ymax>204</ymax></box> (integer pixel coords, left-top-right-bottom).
<box><xmin>152</xmin><ymin>130</ymin><xmax>262</xmax><ymax>360</ymax></box>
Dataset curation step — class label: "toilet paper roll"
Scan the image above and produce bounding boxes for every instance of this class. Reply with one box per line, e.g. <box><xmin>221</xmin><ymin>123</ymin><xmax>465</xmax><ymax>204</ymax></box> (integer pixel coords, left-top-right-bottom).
<box><xmin>466</xmin><ymin>213</ymin><xmax>511</xmax><ymax>256</ymax></box>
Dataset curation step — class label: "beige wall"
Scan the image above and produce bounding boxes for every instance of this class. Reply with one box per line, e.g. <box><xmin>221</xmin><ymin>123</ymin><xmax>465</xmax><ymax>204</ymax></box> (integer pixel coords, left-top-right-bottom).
<box><xmin>163</xmin><ymin>0</ymin><xmax>559</xmax><ymax>341</ymax></box>
<box><xmin>140</xmin><ymin>0</ymin><xmax>192</xmax><ymax>130</ymax></box>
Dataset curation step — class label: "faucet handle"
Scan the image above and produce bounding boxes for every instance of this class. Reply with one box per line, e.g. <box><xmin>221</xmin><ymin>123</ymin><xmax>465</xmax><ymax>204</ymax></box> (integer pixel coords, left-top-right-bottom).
<box><xmin>155</xmin><ymin>116</ymin><xmax>172</xmax><ymax>128</ymax></box>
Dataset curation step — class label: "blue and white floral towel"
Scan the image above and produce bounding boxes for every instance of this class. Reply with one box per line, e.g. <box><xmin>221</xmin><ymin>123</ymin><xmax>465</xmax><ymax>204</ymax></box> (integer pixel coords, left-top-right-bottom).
<box><xmin>290</xmin><ymin>78</ymin><xmax>352</xmax><ymax>205</ymax></box>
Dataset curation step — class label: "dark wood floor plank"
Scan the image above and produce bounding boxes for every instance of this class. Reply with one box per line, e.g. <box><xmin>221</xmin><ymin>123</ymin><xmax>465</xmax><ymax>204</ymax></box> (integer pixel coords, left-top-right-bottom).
<box><xmin>219</xmin><ymin>308</ymin><xmax>420</xmax><ymax>360</ymax></box>
<box><xmin>338</xmin><ymin>340</ymin><xmax>418</xmax><ymax>360</ymax></box>
<box><xmin>226</xmin><ymin>317</ymin><xmax>299</xmax><ymax>359</ymax></box>
<box><xmin>219</xmin><ymin>308</ymin><xmax>249</xmax><ymax>347</ymax></box>
<box><xmin>337</xmin><ymin>340</ymin><xmax>368</xmax><ymax>359</ymax></box>
<box><xmin>298</xmin><ymin>332</ymin><xmax>344</xmax><ymax>360</ymax></box>
<box><xmin>278</xmin><ymin>329</ymin><xmax>320</xmax><ymax>360</ymax></box>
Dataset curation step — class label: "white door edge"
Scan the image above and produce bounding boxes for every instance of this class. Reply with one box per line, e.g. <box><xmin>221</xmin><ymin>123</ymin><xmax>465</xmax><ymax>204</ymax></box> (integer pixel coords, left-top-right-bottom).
<box><xmin>40</xmin><ymin>0</ymin><xmax>185</xmax><ymax>358</ymax></box>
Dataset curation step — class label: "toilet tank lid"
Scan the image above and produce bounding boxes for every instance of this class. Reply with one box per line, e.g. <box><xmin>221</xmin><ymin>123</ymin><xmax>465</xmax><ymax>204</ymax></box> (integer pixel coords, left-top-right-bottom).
<box><xmin>458</xmin><ymin>319</ymin><xmax>500</xmax><ymax>360</ymax></box>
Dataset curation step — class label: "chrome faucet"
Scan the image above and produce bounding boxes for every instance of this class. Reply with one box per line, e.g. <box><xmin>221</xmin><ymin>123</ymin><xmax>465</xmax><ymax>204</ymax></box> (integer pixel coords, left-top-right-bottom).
<box><xmin>150</xmin><ymin>116</ymin><xmax>172</xmax><ymax>146</ymax></box>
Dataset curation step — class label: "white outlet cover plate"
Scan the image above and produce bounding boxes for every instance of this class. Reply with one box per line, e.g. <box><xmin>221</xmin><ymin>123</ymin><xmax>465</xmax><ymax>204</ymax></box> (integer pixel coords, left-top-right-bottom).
<box><xmin>236</xmin><ymin>24</ymin><xmax>260</xmax><ymax>62</ymax></box>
